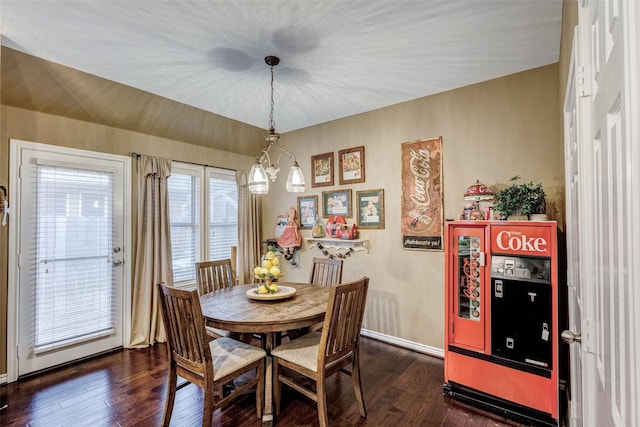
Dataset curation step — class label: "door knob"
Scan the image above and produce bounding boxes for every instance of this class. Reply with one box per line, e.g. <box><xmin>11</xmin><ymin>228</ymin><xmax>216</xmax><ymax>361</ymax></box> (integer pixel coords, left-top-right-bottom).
<box><xmin>112</xmin><ymin>259</ymin><xmax>123</xmax><ymax>267</ymax></box>
<box><xmin>561</xmin><ymin>330</ymin><xmax>581</xmax><ymax>344</ymax></box>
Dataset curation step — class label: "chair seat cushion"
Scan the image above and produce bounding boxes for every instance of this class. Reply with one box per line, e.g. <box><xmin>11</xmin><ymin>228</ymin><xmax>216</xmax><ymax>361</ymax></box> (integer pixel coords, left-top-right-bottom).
<box><xmin>206</xmin><ymin>326</ymin><xmax>230</xmax><ymax>339</ymax></box>
<box><xmin>271</xmin><ymin>331</ymin><xmax>322</xmax><ymax>372</ymax></box>
<box><xmin>210</xmin><ymin>337</ymin><xmax>266</xmax><ymax>381</ymax></box>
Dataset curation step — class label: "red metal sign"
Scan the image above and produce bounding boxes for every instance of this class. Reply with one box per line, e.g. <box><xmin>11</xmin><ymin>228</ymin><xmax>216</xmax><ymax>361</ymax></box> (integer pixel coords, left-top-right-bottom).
<box><xmin>490</xmin><ymin>224</ymin><xmax>552</xmax><ymax>256</ymax></box>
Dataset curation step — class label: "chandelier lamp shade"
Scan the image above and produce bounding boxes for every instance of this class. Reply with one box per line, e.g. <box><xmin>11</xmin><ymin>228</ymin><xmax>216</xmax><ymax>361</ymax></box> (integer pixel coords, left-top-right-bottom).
<box><xmin>248</xmin><ymin>56</ymin><xmax>306</xmax><ymax>194</ymax></box>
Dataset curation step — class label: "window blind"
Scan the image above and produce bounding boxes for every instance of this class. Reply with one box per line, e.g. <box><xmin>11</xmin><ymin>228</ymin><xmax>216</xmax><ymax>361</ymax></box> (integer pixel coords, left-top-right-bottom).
<box><xmin>208</xmin><ymin>169</ymin><xmax>238</xmax><ymax>260</ymax></box>
<box><xmin>168</xmin><ymin>172</ymin><xmax>201</xmax><ymax>284</ymax></box>
<box><xmin>33</xmin><ymin>165</ymin><xmax>116</xmax><ymax>352</ymax></box>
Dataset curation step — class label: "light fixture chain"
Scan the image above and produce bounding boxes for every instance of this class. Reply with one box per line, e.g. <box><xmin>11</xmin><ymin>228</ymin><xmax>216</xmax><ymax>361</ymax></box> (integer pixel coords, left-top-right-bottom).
<box><xmin>269</xmin><ymin>64</ymin><xmax>275</xmax><ymax>130</ymax></box>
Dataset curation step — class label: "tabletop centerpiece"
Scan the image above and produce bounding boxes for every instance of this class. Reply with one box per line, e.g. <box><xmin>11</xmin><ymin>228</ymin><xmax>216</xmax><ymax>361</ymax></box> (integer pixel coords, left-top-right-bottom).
<box><xmin>253</xmin><ymin>247</ymin><xmax>283</xmax><ymax>295</ymax></box>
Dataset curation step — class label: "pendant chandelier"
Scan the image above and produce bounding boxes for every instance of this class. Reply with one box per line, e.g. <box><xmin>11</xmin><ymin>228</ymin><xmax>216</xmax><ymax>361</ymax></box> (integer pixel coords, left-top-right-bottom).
<box><xmin>248</xmin><ymin>56</ymin><xmax>306</xmax><ymax>194</ymax></box>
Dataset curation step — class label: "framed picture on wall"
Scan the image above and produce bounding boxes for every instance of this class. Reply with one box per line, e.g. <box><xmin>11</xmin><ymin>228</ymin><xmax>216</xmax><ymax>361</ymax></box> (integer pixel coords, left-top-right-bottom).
<box><xmin>356</xmin><ymin>189</ymin><xmax>385</xmax><ymax>229</ymax></box>
<box><xmin>297</xmin><ymin>195</ymin><xmax>318</xmax><ymax>229</ymax></box>
<box><xmin>322</xmin><ymin>189</ymin><xmax>352</xmax><ymax>218</ymax></box>
<box><xmin>311</xmin><ymin>152</ymin><xmax>334</xmax><ymax>187</ymax></box>
<box><xmin>338</xmin><ymin>146</ymin><xmax>365</xmax><ymax>185</ymax></box>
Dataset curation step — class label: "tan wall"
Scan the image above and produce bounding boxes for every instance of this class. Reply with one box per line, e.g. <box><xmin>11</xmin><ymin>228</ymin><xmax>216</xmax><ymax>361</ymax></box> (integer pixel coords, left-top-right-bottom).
<box><xmin>261</xmin><ymin>64</ymin><xmax>562</xmax><ymax>351</ymax></box>
<box><xmin>0</xmin><ymin>105</ymin><xmax>255</xmax><ymax>374</ymax></box>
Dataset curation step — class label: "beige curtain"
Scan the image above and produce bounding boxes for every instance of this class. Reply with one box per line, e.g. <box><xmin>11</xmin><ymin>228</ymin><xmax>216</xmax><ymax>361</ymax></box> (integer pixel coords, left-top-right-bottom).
<box><xmin>129</xmin><ymin>155</ymin><xmax>173</xmax><ymax>348</ymax></box>
<box><xmin>237</xmin><ymin>171</ymin><xmax>262</xmax><ymax>284</ymax></box>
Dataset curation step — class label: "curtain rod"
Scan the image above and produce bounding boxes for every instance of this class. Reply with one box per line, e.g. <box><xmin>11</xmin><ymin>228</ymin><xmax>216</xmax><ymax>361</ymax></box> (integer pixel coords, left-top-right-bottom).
<box><xmin>129</xmin><ymin>152</ymin><xmax>236</xmax><ymax>173</ymax></box>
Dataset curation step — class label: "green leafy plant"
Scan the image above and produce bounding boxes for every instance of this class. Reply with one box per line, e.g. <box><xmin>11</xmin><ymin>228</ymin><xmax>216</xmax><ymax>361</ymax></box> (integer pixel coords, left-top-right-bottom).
<box><xmin>493</xmin><ymin>176</ymin><xmax>546</xmax><ymax>219</ymax></box>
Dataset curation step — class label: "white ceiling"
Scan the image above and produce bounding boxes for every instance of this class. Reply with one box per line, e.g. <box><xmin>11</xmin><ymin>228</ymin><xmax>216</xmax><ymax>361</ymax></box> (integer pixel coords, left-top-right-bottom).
<box><xmin>1</xmin><ymin>0</ymin><xmax>563</xmax><ymax>133</ymax></box>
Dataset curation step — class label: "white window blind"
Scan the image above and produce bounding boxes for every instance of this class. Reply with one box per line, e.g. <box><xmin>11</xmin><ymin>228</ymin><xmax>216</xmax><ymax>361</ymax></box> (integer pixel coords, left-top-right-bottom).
<box><xmin>33</xmin><ymin>165</ymin><xmax>116</xmax><ymax>352</ymax></box>
<box><xmin>168</xmin><ymin>164</ymin><xmax>237</xmax><ymax>285</ymax></box>
<box><xmin>168</xmin><ymin>169</ymin><xmax>201</xmax><ymax>283</ymax></box>
<box><xmin>208</xmin><ymin>169</ymin><xmax>238</xmax><ymax>261</ymax></box>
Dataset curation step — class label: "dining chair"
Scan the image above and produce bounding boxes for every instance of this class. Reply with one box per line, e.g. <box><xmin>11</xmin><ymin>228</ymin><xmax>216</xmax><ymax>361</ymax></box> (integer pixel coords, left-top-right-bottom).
<box><xmin>196</xmin><ymin>259</ymin><xmax>236</xmax><ymax>339</ymax></box>
<box><xmin>157</xmin><ymin>283</ymin><xmax>266</xmax><ymax>427</ymax></box>
<box><xmin>196</xmin><ymin>258</ymin><xmax>235</xmax><ymax>294</ymax></box>
<box><xmin>308</xmin><ymin>257</ymin><xmax>343</xmax><ymax>287</ymax></box>
<box><xmin>271</xmin><ymin>276</ymin><xmax>369</xmax><ymax>427</ymax></box>
<box><xmin>285</xmin><ymin>257</ymin><xmax>344</xmax><ymax>340</ymax></box>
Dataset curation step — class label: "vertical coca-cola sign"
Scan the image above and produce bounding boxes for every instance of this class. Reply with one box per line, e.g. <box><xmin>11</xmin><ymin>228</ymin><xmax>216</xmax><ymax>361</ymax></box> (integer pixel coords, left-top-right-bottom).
<box><xmin>490</xmin><ymin>224</ymin><xmax>552</xmax><ymax>256</ymax></box>
<box><xmin>401</xmin><ymin>137</ymin><xmax>443</xmax><ymax>250</ymax></box>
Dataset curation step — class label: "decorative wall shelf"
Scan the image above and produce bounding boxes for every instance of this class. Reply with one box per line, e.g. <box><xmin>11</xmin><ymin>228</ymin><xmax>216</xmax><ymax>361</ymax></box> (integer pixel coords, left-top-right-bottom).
<box><xmin>305</xmin><ymin>238</ymin><xmax>369</xmax><ymax>259</ymax></box>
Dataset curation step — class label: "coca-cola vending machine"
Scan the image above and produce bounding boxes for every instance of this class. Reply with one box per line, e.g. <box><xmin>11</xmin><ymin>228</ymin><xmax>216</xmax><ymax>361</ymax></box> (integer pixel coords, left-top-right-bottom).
<box><xmin>443</xmin><ymin>220</ymin><xmax>563</xmax><ymax>426</ymax></box>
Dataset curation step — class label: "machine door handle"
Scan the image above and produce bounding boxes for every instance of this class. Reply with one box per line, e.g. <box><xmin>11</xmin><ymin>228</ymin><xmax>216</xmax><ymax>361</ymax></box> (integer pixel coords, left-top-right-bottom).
<box><xmin>561</xmin><ymin>330</ymin><xmax>581</xmax><ymax>344</ymax></box>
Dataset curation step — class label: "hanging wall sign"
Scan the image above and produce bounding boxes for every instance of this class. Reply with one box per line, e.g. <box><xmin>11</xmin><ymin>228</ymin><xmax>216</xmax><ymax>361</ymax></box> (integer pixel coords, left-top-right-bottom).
<box><xmin>401</xmin><ymin>137</ymin><xmax>443</xmax><ymax>250</ymax></box>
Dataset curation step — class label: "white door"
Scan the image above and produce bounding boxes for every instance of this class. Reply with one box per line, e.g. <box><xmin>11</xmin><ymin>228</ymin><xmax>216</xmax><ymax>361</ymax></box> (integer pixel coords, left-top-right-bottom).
<box><xmin>562</xmin><ymin>26</ymin><xmax>584</xmax><ymax>426</ymax></box>
<box><xmin>564</xmin><ymin>1</ymin><xmax>639</xmax><ymax>426</ymax></box>
<box><xmin>9</xmin><ymin>140</ymin><xmax>131</xmax><ymax>377</ymax></box>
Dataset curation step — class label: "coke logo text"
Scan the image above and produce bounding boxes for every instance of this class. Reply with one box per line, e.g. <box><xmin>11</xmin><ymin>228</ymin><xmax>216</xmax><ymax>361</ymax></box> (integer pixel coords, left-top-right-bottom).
<box><xmin>495</xmin><ymin>231</ymin><xmax>547</xmax><ymax>253</ymax></box>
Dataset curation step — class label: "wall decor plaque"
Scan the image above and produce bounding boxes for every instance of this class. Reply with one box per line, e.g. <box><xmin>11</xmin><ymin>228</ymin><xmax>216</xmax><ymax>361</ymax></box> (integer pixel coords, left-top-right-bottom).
<box><xmin>401</xmin><ymin>137</ymin><xmax>443</xmax><ymax>250</ymax></box>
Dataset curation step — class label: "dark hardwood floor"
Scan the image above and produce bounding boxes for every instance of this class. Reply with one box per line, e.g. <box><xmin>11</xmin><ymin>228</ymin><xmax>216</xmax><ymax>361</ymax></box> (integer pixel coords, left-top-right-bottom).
<box><xmin>0</xmin><ymin>337</ymin><xmax>535</xmax><ymax>426</ymax></box>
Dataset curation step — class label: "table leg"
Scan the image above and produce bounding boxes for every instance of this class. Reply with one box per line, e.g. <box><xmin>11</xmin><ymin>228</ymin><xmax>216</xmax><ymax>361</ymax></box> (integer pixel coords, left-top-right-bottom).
<box><xmin>262</xmin><ymin>332</ymin><xmax>275</xmax><ymax>427</ymax></box>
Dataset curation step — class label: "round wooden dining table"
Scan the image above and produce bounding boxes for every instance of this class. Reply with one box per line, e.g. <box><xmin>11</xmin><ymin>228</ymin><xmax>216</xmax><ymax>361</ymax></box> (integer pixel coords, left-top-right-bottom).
<box><xmin>199</xmin><ymin>282</ymin><xmax>330</xmax><ymax>426</ymax></box>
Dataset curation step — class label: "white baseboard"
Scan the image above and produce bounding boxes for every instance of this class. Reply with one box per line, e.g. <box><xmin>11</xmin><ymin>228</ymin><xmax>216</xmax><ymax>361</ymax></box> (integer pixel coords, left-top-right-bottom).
<box><xmin>361</xmin><ymin>328</ymin><xmax>444</xmax><ymax>359</ymax></box>
<box><xmin>0</xmin><ymin>374</ymin><xmax>7</xmax><ymax>385</ymax></box>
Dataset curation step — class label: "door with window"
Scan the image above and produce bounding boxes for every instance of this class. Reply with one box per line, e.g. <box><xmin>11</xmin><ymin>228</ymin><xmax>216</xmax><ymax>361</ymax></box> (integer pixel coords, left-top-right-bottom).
<box><xmin>10</xmin><ymin>141</ymin><xmax>131</xmax><ymax>377</ymax></box>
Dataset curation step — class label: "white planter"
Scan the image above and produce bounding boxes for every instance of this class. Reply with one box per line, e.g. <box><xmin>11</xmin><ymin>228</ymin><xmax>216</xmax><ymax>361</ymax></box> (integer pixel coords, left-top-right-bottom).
<box><xmin>530</xmin><ymin>214</ymin><xmax>548</xmax><ymax>221</ymax></box>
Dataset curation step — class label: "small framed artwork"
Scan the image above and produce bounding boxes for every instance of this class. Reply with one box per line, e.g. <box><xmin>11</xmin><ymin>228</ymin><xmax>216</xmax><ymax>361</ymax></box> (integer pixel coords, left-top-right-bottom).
<box><xmin>322</xmin><ymin>189</ymin><xmax>352</xmax><ymax>218</ymax></box>
<box><xmin>311</xmin><ymin>152</ymin><xmax>334</xmax><ymax>188</ymax></box>
<box><xmin>297</xmin><ymin>195</ymin><xmax>318</xmax><ymax>229</ymax></box>
<box><xmin>356</xmin><ymin>189</ymin><xmax>385</xmax><ymax>229</ymax></box>
<box><xmin>338</xmin><ymin>145</ymin><xmax>365</xmax><ymax>185</ymax></box>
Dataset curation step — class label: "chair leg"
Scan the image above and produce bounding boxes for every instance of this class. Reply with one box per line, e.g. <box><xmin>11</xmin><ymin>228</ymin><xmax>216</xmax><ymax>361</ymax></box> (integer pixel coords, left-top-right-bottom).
<box><xmin>202</xmin><ymin>380</ymin><xmax>216</xmax><ymax>427</ymax></box>
<box><xmin>317</xmin><ymin>378</ymin><xmax>329</xmax><ymax>427</ymax></box>
<box><xmin>162</xmin><ymin>365</ymin><xmax>178</xmax><ymax>427</ymax></box>
<box><xmin>352</xmin><ymin>352</ymin><xmax>367</xmax><ymax>418</ymax></box>
<box><xmin>256</xmin><ymin>360</ymin><xmax>265</xmax><ymax>419</ymax></box>
<box><xmin>273</xmin><ymin>358</ymin><xmax>281</xmax><ymax>416</ymax></box>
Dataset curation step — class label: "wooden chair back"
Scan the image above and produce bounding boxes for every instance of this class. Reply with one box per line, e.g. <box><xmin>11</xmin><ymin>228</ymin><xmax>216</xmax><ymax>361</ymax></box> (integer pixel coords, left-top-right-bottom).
<box><xmin>157</xmin><ymin>283</ymin><xmax>212</xmax><ymax>382</ymax></box>
<box><xmin>196</xmin><ymin>259</ymin><xmax>234</xmax><ymax>295</ymax></box>
<box><xmin>308</xmin><ymin>257</ymin><xmax>343</xmax><ymax>287</ymax></box>
<box><xmin>320</xmin><ymin>276</ymin><xmax>369</xmax><ymax>367</ymax></box>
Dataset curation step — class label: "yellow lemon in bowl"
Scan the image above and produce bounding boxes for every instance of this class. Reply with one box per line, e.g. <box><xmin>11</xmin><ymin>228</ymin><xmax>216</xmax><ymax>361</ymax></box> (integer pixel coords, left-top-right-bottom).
<box><xmin>257</xmin><ymin>285</ymin><xmax>269</xmax><ymax>294</ymax></box>
<box><xmin>269</xmin><ymin>266</ymin><xmax>281</xmax><ymax>277</ymax></box>
<box><xmin>268</xmin><ymin>283</ymin><xmax>278</xmax><ymax>293</ymax></box>
<box><xmin>253</xmin><ymin>266</ymin><xmax>263</xmax><ymax>276</ymax></box>
<box><xmin>262</xmin><ymin>259</ymin><xmax>272</xmax><ymax>269</ymax></box>
<box><xmin>270</xmin><ymin>257</ymin><xmax>279</xmax><ymax>266</ymax></box>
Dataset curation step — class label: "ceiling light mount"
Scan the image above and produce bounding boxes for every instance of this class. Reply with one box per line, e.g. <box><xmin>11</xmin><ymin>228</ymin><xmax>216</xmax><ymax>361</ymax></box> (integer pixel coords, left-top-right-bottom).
<box><xmin>264</xmin><ymin>55</ymin><xmax>280</xmax><ymax>67</ymax></box>
<box><xmin>248</xmin><ymin>56</ymin><xmax>306</xmax><ymax>194</ymax></box>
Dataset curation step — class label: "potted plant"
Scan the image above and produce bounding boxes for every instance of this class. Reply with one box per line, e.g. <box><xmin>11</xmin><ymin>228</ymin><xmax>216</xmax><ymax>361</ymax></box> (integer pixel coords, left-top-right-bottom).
<box><xmin>493</xmin><ymin>176</ymin><xmax>546</xmax><ymax>220</ymax></box>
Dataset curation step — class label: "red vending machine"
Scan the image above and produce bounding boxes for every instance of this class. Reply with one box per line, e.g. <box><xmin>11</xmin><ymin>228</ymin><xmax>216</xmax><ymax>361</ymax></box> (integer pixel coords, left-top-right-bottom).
<box><xmin>443</xmin><ymin>220</ymin><xmax>561</xmax><ymax>426</ymax></box>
